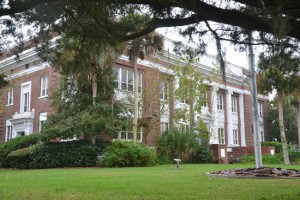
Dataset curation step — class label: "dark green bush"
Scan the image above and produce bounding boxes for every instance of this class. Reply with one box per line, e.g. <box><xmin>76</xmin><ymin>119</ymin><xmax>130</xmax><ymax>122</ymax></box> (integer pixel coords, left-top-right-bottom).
<box><xmin>261</xmin><ymin>141</ymin><xmax>284</xmax><ymax>153</ymax></box>
<box><xmin>0</xmin><ymin>134</ymin><xmax>40</xmax><ymax>167</ymax></box>
<box><xmin>288</xmin><ymin>151</ymin><xmax>300</xmax><ymax>163</ymax></box>
<box><xmin>100</xmin><ymin>140</ymin><xmax>156</xmax><ymax>167</ymax></box>
<box><xmin>6</xmin><ymin>146</ymin><xmax>37</xmax><ymax>169</ymax></box>
<box><xmin>240</xmin><ymin>154</ymin><xmax>283</xmax><ymax>164</ymax></box>
<box><xmin>30</xmin><ymin>141</ymin><xmax>99</xmax><ymax>169</ymax></box>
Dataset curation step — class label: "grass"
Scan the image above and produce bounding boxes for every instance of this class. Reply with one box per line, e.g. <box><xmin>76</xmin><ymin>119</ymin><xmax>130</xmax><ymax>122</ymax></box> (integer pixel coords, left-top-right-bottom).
<box><xmin>0</xmin><ymin>164</ymin><xmax>300</xmax><ymax>200</ymax></box>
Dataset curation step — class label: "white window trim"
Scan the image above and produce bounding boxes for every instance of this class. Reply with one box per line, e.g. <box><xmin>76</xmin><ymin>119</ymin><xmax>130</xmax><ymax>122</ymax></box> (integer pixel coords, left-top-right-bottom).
<box><xmin>258</xmin><ymin>102</ymin><xmax>263</xmax><ymax>116</ymax></box>
<box><xmin>218</xmin><ymin>127</ymin><xmax>225</xmax><ymax>144</ymax></box>
<box><xmin>5</xmin><ymin>120</ymin><xmax>13</xmax><ymax>142</ymax></box>
<box><xmin>6</xmin><ymin>87</ymin><xmax>14</xmax><ymax>106</ymax></box>
<box><xmin>40</xmin><ymin>76</ymin><xmax>48</xmax><ymax>98</ymax></box>
<box><xmin>217</xmin><ymin>94</ymin><xmax>224</xmax><ymax>111</ymax></box>
<box><xmin>232</xmin><ymin>96</ymin><xmax>238</xmax><ymax>113</ymax></box>
<box><xmin>39</xmin><ymin>112</ymin><xmax>48</xmax><ymax>132</ymax></box>
<box><xmin>20</xmin><ymin>81</ymin><xmax>31</xmax><ymax>113</ymax></box>
<box><xmin>160</xmin><ymin>81</ymin><xmax>168</xmax><ymax>101</ymax></box>
<box><xmin>233</xmin><ymin>129</ymin><xmax>239</xmax><ymax>145</ymax></box>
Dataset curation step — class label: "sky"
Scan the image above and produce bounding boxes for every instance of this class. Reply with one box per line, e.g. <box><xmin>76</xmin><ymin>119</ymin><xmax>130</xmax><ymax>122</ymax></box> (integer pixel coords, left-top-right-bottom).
<box><xmin>157</xmin><ymin>27</ymin><xmax>262</xmax><ymax>69</ymax></box>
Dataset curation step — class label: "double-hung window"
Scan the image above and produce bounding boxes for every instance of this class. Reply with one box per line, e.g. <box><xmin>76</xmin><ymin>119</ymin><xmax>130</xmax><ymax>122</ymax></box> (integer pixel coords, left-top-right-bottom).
<box><xmin>21</xmin><ymin>82</ymin><xmax>31</xmax><ymax>113</ymax></box>
<box><xmin>217</xmin><ymin>94</ymin><xmax>224</xmax><ymax>110</ymax></box>
<box><xmin>233</xmin><ymin>129</ymin><xmax>238</xmax><ymax>145</ymax></box>
<box><xmin>160</xmin><ymin>81</ymin><xmax>168</xmax><ymax>101</ymax></box>
<box><xmin>39</xmin><ymin>112</ymin><xmax>48</xmax><ymax>132</ymax></box>
<box><xmin>258</xmin><ymin>102</ymin><xmax>263</xmax><ymax>116</ymax></box>
<box><xmin>7</xmin><ymin>87</ymin><xmax>13</xmax><ymax>105</ymax></box>
<box><xmin>40</xmin><ymin>76</ymin><xmax>48</xmax><ymax>97</ymax></box>
<box><xmin>232</xmin><ymin>96</ymin><xmax>238</xmax><ymax>113</ymax></box>
<box><xmin>218</xmin><ymin>128</ymin><xmax>225</xmax><ymax>144</ymax></box>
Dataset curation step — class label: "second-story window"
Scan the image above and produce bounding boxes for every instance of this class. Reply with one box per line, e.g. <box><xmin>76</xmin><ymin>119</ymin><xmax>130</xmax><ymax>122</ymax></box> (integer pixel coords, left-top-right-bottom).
<box><xmin>160</xmin><ymin>81</ymin><xmax>168</xmax><ymax>101</ymax></box>
<box><xmin>217</xmin><ymin>94</ymin><xmax>224</xmax><ymax>110</ymax></box>
<box><xmin>21</xmin><ymin>82</ymin><xmax>31</xmax><ymax>113</ymax></box>
<box><xmin>232</xmin><ymin>96</ymin><xmax>238</xmax><ymax>113</ymax></box>
<box><xmin>116</xmin><ymin>67</ymin><xmax>142</xmax><ymax>92</ymax></box>
<box><xmin>7</xmin><ymin>87</ymin><xmax>13</xmax><ymax>105</ymax></box>
<box><xmin>40</xmin><ymin>76</ymin><xmax>48</xmax><ymax>97</ymax></box>
<box><xmin>258</xmin><ymin>102</ymin><xmax>263</xmax><ymax>116</ymax></box>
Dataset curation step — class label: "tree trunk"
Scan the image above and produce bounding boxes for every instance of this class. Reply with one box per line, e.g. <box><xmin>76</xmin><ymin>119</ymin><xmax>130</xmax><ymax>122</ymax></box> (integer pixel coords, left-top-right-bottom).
<box><xmin>297</xmin><ymin>103</ymin><xmax>300</xmax><ymax>149</ymax></box>
<box><xmin>277</xmin><ymin>91</ymin><xmax>290</xmax><ymax>164</ymax></box>
<box><xmin>92</xmin><ymin>71</ymin><xmax>97</xmax><ymax>105</ymax></box>
<box><xmin>133</xmin><ymin>56</ymin><xmax>139</xmax><ymax>143</ymax></box>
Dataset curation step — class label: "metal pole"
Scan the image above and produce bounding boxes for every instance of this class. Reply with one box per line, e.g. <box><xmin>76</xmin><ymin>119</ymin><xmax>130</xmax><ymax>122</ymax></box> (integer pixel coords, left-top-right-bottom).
<box><xmin>247</xmin><ymin>33</ymin><xmax>263</xmax><ymax>168</ymax></box>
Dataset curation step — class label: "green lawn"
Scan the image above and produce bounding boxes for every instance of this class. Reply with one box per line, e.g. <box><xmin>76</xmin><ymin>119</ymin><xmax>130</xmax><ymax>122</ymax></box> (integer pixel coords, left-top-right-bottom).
<box><xmin>0</xmin><ymin>164</ymin><xmax>300</xmax><ymax>200</ymax></box>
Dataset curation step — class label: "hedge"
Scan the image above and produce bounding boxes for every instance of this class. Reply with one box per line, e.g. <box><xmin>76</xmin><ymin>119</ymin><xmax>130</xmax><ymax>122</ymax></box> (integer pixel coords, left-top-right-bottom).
<box><xmin>30</xmin><ymin>141</ymin><xmax>99</xmax><ymax>169</ymax></box>
<box><xmin>0</xmin><ymin>134</ymin><xmax>40</xmax><ymax>167</ymax></box>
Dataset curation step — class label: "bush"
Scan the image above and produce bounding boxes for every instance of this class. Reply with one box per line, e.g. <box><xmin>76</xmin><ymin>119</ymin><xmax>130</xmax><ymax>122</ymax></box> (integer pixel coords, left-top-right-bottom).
<box><xmin>288</xmin><ymin>151</ymin><xmax>300</xmax><ymax>164</ymax></box>
<box><xmin>100</xmin><ymin>140</ymin><xmax>156</xmax><ymax>167</ymax></box>
<box><xmin>6</xmin><ymin>146</ymin><xmax>37</xmax><ymax>169</ymax></box>
<box><xmin>240</xmin><ymin>154</ymin><xmax>283</xmax><ymax>164</ymax></box>
<box><xmin>261</xmin><ymin>141</ymin><xmax>283</xmax><ymax>153</ymax></box>
<box><xmin>157</xmin><ymin>128</ymin><xmax>215</xmax><ymax>163</ymax></box>
<box><xmin>30</xmin><ymin>141</ymin><xmax>99</xmax><ymax>169</ymax></box>
<box><xmin>0</xmin><ymin>134</ymin><xmax>40</xmax><ymax>167</ymax></box>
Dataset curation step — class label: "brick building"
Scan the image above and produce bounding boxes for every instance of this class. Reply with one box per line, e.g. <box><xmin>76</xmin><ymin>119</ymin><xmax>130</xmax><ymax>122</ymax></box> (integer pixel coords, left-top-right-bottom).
<box><xmin>0</xmin><ymin>38</ymin><xmax>271</xmax><ymax>162</ymax></box>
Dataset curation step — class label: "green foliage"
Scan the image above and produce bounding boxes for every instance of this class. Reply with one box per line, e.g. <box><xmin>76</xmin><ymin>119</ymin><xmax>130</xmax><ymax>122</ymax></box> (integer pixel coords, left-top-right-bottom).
<box><xmin>0</xmin><ymin>134</ymin><xmax>40</xmax><ymax>167</ymax></box>
<box><xmin>266</xmin><ymin>99</ymin><xmax>299</xmax><ymax>143</ymax></box>
<box><xmin>261</xmin><ymin>141</ymin><xmax>283</xmax><ymax>153</ymax></box>
<box><xmin>288</xmin><ymin>151</ymin><xmax>300</xmax><ymax>163</ymax></box>
<box><xmin>6</xmin><ymin>146</ymin><xmax>37</xmax><ymax>169</ymax></box>
<box><xmin>240</xmin><ymin>154</ymin><xmax>283</xmax><ymax>165</ymax></box>
<box><xmin>100</xmin><ymin>140</ymin><xmax>156</xmax><ymax>167</ymax></box>
<box><xmin>30</xmin><ymin>141</ymin><xmax>99</xmax><ymax>169</ymax></box>
<box><xmin>157</xmin><ymin>128</ymin><xmax>214</xmax><ymax>163</ymax></box>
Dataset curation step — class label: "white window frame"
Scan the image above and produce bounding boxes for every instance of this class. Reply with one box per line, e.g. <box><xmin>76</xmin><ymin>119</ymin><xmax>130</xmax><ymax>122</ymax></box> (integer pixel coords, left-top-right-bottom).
<box><xmin>217</xmin><ymin>94</ymin><xmax>224</xmax><ymax>111</ymax></box>
<box><xmin>5</xmin><ymin>120</ymin><xmax>13</xmax><ymax>142</ymax></box>
<box><xmin>202</xmin><ymin>92</ymin><xmax>208</xmax><ymax>108</ymax></box>
<box><xmin>7</xmin><ymin>87</ymin><xmax>13</xmax><ymax>106</ymax></box>
<box><xmin>20</xmin><ymin>81</ymin><xmax>31</xmax><ymax>113</ymax></box>
<box><xmin>160</xmin><ymin>81</ymin><xmax>168</xmax><ymax>101</ymax></box>
<box><xmin>160</xmin><ymin>122</ymin><xmax>169</xmax><ymax>133</ymax></box>
<box><xmin>39</xmin><ymin>112</ymin><xmax>48</xmax><ymax>132</ymax></box>
<box><xmin>258</xmin><ymin>102</ymin><xmax>263</xmax><ymax>116</ymax></box>
<box><xmin>40</xmin><ymin>76</ymin><xmax>48</xmax><ymax>97</ymax></box>
<box><xmin>232</xmin><ymin>96</ymin><xmax>238</xmax><ymax>113</ymax></box>
<box><xmin>218</xmin><ymin>128</ymin><xmax>225</xmax><ymax>144</ymax></box>
<box><xmin>233</xmin><ymin>129</ymin><xmax>238</xmax><ymax>145</ymax></box>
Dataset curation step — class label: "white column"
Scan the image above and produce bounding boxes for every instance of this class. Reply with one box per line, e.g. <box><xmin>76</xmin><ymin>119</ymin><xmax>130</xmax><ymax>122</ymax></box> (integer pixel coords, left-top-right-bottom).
<box><xmin>239</xmin><ymin>93</ymin><xmax>246</xmax><ymax>146</ymax></box>
<box><xmin>226</xmin><ymin>90</ymin><xmax>233</xmax><ymax>146</ymax></box>
<box><xmin>210</xmin><ymin>86</ymin><xmax>219</xmax><ymax>144</ymax></box>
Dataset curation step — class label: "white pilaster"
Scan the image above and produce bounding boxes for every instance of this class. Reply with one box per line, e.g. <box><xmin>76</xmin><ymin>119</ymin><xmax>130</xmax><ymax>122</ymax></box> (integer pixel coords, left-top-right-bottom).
<box><xmin>226</xmin><ymin>90</ymin><xmax>233</xmax><ymax>146</ymax></box>
<box><xmin>239</xmin><ymin>93</ymin><xmax>246</xmax><ymax>146</ymax></box>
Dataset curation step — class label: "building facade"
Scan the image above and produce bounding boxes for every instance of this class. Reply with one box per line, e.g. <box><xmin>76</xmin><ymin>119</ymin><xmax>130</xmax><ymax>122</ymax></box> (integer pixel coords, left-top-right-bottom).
<box><xmin>0</xmin><ymin>38</ymin><xmax>271</xmax><ymax>162</ymax></box>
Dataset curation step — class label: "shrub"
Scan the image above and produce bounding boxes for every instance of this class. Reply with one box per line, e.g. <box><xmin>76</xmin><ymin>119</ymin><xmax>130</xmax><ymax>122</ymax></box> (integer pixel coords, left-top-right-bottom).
<box><xmin>30</xmin><ymin>141</ymin><xmax>99</xmax><ymax>169</ymax></box>
<box><xmin>288</xmin><ymin>151</ymin><xmax>300</xmax><ymax>164</ymax></box>
<box><xmin>240</xmin><ymin>154</ymin><xmax>283</xmax><ymax>164</ymax></box>
<box><xmin>6</xmin><ymin>146</ymin><xmax>37</xmax><ymax>169</ymax></box>
<box><xmin>157</xmin><ymin>128</ymin><xmax>215</xmax><ymax>163</ymax></box>
<box><xmin>100</xmin><ymin>140</ymin><xmax>156</xmax><ymax>167</ymax></box>
<box><xmin>261</xmin><ymin>141</ymin><xmax>284</xmax><ymax>153</ymax></box>
<box><xmin>0</xmin><ymin>134</ymin><xmax>40</xmax><ymax>167</ymax></box>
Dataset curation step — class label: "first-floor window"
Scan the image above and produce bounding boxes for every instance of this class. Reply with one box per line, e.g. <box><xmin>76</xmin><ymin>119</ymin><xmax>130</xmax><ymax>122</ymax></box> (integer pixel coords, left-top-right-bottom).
<box><xmin>39</xmin><ymin>112</ymin><xmax>48</xmax><ymax>132</ymax></box>
<box><xmin>233</xmin><ymin>129</ymin><xmax>238</xmax><ymax>145</ymax></box>
<box><xmin>6</xmin><ymin>125</ymin><xmax>13</xmax><ymax>142</ymax></box>
<box><xmin>160</xmin><ymin>122</ymin><xmax>169</xmax><ymax>133</ymax></box>
<box><xmin>218</xmin><ymin>128</ymin><xmax>225</xmax><ymax>144</ymax></box>
<box><xmin>7</xmin><ymin>87</ymin><xmax>13</xmax><ymax>105</ymax></box>
<box><xmin>117</xmin><ymin>129</ymin><xmax>143</xmax><ymax>142</ymax></box>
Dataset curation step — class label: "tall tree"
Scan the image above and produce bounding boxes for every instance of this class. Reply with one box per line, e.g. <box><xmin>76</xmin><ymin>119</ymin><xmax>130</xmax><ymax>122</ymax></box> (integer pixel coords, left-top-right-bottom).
<box><xmin>257</xmin><ymin>48</ymin><xmax>300</xmax><ymax>164</ymax></box>
<box><xmin>126</xmin><ymin>31</ymin><xmax>163</xmax><ymax>143</ymax></box>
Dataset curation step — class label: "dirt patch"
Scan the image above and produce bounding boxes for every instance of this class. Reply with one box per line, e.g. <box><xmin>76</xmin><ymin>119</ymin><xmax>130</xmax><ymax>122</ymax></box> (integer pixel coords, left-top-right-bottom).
<box><xmin>208</xmin><ymin>167</ymin><xmax>300</xmax><ymax>178</ymax></box>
